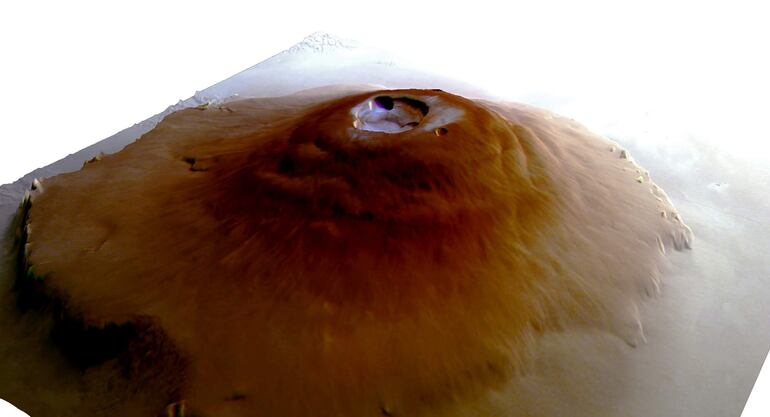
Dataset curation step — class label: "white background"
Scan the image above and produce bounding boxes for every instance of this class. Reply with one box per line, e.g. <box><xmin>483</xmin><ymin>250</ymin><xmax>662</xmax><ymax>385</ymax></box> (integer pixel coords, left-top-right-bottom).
<box><xmin>1</xmin><ymin>1</ymin><xmax>768</xmax><ymax>416</ymax></box>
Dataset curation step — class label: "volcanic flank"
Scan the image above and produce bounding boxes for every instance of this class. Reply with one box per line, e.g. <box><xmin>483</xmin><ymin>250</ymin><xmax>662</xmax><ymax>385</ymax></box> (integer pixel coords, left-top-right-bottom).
<box><xmin>11</xmin><ymin>86</ymin><xmax>692</xmax><ymax>417</ymax></box>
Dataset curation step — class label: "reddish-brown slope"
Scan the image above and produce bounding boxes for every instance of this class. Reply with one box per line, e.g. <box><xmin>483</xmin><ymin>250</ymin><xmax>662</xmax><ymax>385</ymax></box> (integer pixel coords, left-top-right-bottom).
<box><xmin>18</xmin><ymin>87</ymin><xmax>691</xmax><ymax>417</ymax></box>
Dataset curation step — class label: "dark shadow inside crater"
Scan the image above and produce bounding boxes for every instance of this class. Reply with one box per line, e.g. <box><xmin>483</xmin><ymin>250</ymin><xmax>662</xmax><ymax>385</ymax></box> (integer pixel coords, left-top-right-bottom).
<box><xmin>354</xmin><ymin>95</ymin><xmax>430</xmax><ymax>133</ymax></box>
<box><xmin>372</xmin><ymin>96</ymin><xmax>429</xmax><ymax>117</ymax></box>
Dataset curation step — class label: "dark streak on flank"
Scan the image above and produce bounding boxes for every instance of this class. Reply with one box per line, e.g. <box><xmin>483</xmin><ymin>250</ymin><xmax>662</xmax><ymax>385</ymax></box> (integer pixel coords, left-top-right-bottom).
<box><xmin>182</xmin><ymin>157</ymin><xmax>209</xmax><ymax>172</ymax></box>
<box><xmin>10</xmin><ymin>191</ymin><xmax>189</xmax><ymax>411</ymax></box>
<box><xmin>225</xmin><ymin>393</ymin><xmax>247</xmax><ymax>401</ymax></box>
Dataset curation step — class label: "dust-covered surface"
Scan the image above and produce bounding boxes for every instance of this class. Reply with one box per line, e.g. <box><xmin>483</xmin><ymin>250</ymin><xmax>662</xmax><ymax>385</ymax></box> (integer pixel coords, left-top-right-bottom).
<box><xmin>1</xmin><ymin>33</ymin><xmax>769</xmax><ymax>417</ymax></box>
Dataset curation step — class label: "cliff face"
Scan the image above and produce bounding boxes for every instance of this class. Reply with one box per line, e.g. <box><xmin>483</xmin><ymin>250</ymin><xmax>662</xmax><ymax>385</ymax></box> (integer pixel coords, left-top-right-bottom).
<box><xmin>6</xmin><ymin>86</ymin><xmax>690</xmax><ymax>417</ymax></box>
